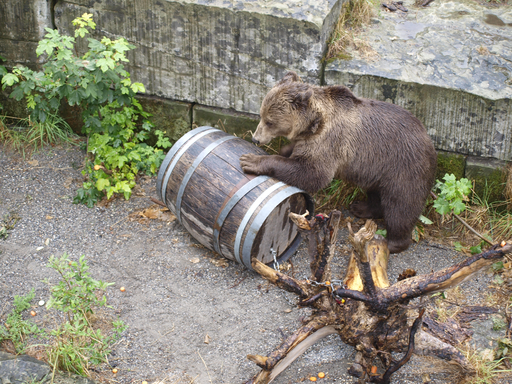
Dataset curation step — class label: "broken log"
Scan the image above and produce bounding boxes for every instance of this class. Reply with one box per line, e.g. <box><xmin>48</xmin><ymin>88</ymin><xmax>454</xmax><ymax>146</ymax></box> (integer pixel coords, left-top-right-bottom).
<box><xmin>245</xmin><ymin>211</ymin><xmax>512</xmax><ymax>383</ymax></box>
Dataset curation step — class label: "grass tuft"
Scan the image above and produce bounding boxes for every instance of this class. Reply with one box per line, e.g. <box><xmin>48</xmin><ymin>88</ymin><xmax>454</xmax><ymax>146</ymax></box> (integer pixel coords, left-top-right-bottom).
<box><xmin>0</xmin><ymin>113</ymin><xmax>78</xmax><ymax>157</ymax></box>
<box><xmin>314</xmin><ymin>179</ymin><xmax>365</xmax><ymax>212</ymax></box>
<box><xmin>324</xmin><ymin>0</ymin><xmax>379</xmax><ymax>62</ymax></box>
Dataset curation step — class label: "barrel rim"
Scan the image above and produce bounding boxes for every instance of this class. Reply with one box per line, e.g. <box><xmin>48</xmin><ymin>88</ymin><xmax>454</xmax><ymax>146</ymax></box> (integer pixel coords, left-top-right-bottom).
<box><xmin>156</xmin><ymin>126</ymin><xmax>220</xmax><ymax>201</ymax></box>
<box><xmin>234</xmin><ymin>181</ymin><xmax>286</xmax><ymax>265</ymax></box>
<box><xmin>212</xmin><ymin>175</ymin><xmax>270</xmax><ymax>255</ymax></box>
<box><xmin>241</xmin><ymin>186</ymin><xmax>315</xmax><ymax>270</ymax></box>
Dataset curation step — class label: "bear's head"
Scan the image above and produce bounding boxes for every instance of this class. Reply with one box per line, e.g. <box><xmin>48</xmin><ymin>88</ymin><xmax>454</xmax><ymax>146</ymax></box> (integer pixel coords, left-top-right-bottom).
<box><xmin>252</xmin><ymin>71</ymin><xmax>324</xmax><ymax>145</ymax></box>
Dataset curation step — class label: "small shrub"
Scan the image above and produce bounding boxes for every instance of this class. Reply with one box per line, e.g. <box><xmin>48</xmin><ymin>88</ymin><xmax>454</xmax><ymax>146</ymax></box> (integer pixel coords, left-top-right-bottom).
<box><xmin>1</xmin><ymin>253</ymin><xmax>126</xmax><ymax>378</ymax></box>
<box><xmin>2</xmin><ymin>13</ymin><xmax>171</xmax><ymax>206</ymax></box>
<box><xmin>44</xmin><ymin>253</ymin><xmax>126</xmax><ymax>376</ymax></box>
<box><xmin>0</xmin><ymin>289</ymin><xmax>43</xmax><ymax>353</ymax></box>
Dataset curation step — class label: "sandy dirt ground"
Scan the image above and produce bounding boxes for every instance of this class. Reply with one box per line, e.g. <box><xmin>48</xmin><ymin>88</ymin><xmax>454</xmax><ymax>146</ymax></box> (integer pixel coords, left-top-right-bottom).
<box><xmin>0</xmin><ymin>145</ymin><xmax>509</xmax><ymax>384</ymax></box>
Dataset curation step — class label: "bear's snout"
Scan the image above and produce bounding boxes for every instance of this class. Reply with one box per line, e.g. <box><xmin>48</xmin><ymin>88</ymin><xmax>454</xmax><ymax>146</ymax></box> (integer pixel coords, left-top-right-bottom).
<box><xmin>252</xmin><ymin>137</ymin><xmax>260</xmax><ymax>145</ymax></box>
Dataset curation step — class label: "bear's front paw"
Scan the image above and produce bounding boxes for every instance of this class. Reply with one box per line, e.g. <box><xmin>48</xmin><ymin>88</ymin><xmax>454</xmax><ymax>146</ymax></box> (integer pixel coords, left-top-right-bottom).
<box><xmin>240</xmin><ymin>154</ymin><xmax>263</xmax><ymax>175</ymax></box>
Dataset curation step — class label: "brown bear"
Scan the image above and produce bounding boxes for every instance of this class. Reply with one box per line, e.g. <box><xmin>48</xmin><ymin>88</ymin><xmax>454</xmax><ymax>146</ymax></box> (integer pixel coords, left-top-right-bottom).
<box><xmin>240</xmin><ymin>71</ymin><xmax>437</xmax><ymax>254</ymax></box>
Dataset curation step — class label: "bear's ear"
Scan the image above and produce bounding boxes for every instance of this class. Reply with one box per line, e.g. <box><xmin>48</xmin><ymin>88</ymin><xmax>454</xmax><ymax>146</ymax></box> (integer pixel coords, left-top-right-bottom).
<box><xmin>306</xmin><ymin>111</ymin><xmax>324</xmax><ymax>135</ymax></box>
<box><xmin>294</xmin><ymin>110</ymin><xmax>324</xmax><ymax>139</ymax></box>
<box><xmin>290</xmin><ymin>87</ymin><xmax>313</xmax><ymax>111</ymax></box>
<box><xmin>277</xmin><ymin>71</ymin><xmax>302</xmax><ymax>86</ymax></box>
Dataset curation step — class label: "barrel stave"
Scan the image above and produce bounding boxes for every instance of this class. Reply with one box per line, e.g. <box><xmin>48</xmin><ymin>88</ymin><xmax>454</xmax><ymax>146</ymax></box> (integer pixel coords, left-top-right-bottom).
<box><xmin>157</xmin><ymin>126</ymin><xmax>314</xmax><ymax>269</ymax></box>
<box><xmin>251</xmin><ymin>194</ymin><xmax>307</xmax><ymax>264</ymax></box>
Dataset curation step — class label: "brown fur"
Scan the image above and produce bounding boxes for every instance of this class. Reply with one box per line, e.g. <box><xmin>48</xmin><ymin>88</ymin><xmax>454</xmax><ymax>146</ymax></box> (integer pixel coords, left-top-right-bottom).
<box><xmin>240</xmin><ymin>71</ymin><xmax>437</xmax><ymax>253</ymax></box>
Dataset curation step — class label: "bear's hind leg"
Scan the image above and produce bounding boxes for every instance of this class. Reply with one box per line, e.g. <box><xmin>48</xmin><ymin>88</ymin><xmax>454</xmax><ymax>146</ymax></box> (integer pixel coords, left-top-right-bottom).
<box><xmin>349</xmin><ymin>191</ymin><xmax>384</xmax><ymax>219</ymax></box>
<box><xmin>381</xmin><ymin>192</ymin><xmax>420</xmax><ymax>254</ymax></box>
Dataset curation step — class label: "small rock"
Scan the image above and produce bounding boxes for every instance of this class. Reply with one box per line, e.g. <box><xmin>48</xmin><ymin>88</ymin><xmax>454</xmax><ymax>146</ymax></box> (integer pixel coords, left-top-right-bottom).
<box><xmin>38</xmin><ymin>300</ymin><xmax>45</xmax><ymax>306</ymax></box>
<box><xmin>0</xmin><ymin>351</ymin><xmax>51</xmax><ymax>384</ymax></box>
<box><xmin>480</xmin><ymin>348</ymin><xmax>495</xmax><ymax>362</ymax></box>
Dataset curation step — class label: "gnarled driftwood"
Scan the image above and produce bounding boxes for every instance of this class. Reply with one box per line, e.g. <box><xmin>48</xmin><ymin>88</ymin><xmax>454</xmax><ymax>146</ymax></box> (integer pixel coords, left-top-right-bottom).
<box><xmin>246</xmin><ymin>210</ymin><xmax>512</xmax><ymax>383</ymax></box>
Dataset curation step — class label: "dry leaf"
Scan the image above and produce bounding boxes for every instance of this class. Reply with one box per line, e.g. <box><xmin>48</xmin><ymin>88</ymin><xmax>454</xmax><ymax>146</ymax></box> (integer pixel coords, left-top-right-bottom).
<box><xmin>44</xmin><ymin>238</ymin><xmax>50</xmax><ymax>246</ymax></box>
<box><xmin>46</xmin><ymin>215</ymin><xmax>54</xmax><ymax>220</ymax></box>
<box><xmin>28</xmin><ymin>160</ymin><xmax>38</xmax><ymax>166</ymax></box>
<box><xmin>134</xmin><ymin>205</ymin><xmax>176</xmax><ymax>222</ymax></box>
<box><xmin>159</xmin><ymin>211</ymin><xmax>177</xmax><ymax>223</ymax></box>
<box><xmin>140</xmin><ymin>207</ymin><xmax>160</xmax><ymax>219</ymax></box>
<box><xmin>190</xmin><ymin>257</ymin><xmax>200</xmax><ymax>264</ymax></box>
<box><xmin>63</xmin><ymin>177</ymin><xmax>73</xmax><ymax>189</ymax></box>
<box><xmin>204</xmin><ymin>334</ymin><xmax>211</xmax><ymax>344</ymax></box>
<box><xmin>210</xmin><ymin>258</ymin><xmax>229</xmax><ymax>268</ymax></box>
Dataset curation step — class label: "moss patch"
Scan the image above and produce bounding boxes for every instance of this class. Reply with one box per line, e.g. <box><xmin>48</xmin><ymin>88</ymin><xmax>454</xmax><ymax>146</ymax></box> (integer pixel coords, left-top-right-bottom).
<box><xmin>138</xmin><ymin>96</ymin><xmax>192</xmax><ymax>144</ymax></box>
<box><xmin>465</xmin><ymin>156</ymin><xmax>508</xmax><ymax>204</ymax></box>
<box><xmin>192</xmin><ymin>105</ymin><xmax>259</xmax><ymax>141</ymax></box>
<box><xmin>436</xmin><ymin>151</ymin><xmax>466</xmax><ymax>181</ymax></box>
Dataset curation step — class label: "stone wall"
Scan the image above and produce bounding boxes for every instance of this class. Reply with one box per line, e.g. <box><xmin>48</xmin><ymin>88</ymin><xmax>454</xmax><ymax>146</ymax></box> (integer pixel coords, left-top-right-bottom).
<box><xmin>0</xmin><ymin>0</ymin><xmax>53</xmax><ymax>68</ymax></box>
<box><xmin>0</xmin><ymin>0</ymin><xmax>511</xmax><ymax>183</ymax></box>
<box><xmin>52</xmin><ymin>0</ymin><xmax>341</xmax><ymax>115</ymax></box>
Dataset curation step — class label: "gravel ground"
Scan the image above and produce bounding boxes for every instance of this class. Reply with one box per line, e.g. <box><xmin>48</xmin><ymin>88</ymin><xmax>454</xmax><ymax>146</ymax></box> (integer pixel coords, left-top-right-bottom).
<box><xmin>0</xmin><ymin>144</ymin><xmax>509</xmax><ymax>384</ymax></box>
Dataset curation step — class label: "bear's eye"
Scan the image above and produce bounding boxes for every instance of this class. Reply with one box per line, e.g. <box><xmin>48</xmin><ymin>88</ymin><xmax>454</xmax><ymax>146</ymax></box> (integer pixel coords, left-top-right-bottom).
<box><xmin>265</xmin><ymin>120</ymin><xmax>273</xmax><ymax>128</ymax></box>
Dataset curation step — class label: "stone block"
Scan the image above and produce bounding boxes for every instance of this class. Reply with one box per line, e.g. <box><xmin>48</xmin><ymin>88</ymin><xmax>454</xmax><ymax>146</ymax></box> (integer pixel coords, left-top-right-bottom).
<box><xmin>54</xmin><ymin>0</ymin><xmax>344</xmax><ymax>114</ymax></box>
<box><xmin>0</xmin><ymin>351</ymin><xmax>51</xmax><ymax>384</ymax></box>
<box><xmin>192</xmin><ymin>104</ymin><xmax>259</xmax><ymax>140</ymax></box>
<box><xmin>0</xmin><ymin>0</ymin><xmax>53</xmax><ymax>68</ymax></box>
<box><xmin>465</xmin><ymin>156</ymin><xmax>508</xmax><ymax>202</ymax></box>
<box><xmin>0</xmin><ymin>87</ymin><xmax>29</xmax><ymax>119</ymax></box>
<box><xmin>138</xmin><ymin>96</ymin><xmax>193</xmax><ymax>144</ymax></box>
<box><xmin>324</xmin><ymin>0</ymin><xmax>512</xmax><ymax>161</ymax></box>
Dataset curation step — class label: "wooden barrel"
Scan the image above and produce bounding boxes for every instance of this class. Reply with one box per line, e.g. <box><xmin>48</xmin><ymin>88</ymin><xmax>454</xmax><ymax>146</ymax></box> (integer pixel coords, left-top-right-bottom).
<box><xmin>156</xmin><ymin>126</ymin><xmax>314</xmax><ymax>270</ymax></box>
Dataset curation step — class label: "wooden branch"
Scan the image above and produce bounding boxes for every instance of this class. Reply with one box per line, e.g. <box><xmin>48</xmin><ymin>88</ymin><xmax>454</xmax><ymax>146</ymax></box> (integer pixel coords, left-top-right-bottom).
<box><xmin>150</xmin><ymin>197</ymin><xmax>166</xmax><ymax>207</ymax></box>
<box><xmin>246</xmin><ymin>213</ymin><xmax>509</xmax><ymax>383</ymax></box>
<box><xmin>247</xmin><ymin>315</ymin><xmax>334</xmax><ymax>371</ymax></box>
<box><xmin>346</xmin><ymin>220</ymin><xmax>388</xmax><ymax>304</ymax></box>
<box><xmin>245</xmin><ymin>325</ymin><xmax>338</xmax><ymax>384</ymax></box>
<box><xmin>371</xmin><ymin>309</ymin><xmax>425</xmax><ymax>383</ymax></box>
<box><xmin>288</xmin><ymin>211</ymin><xmax>311</xmax><ymax>230</ymax></box>
<box><xmin>414</xmin><ymin>329</ymin><xmax>472</xmax><ymax>370</ymax></box>
<box><xmin>312</xmin><ymin>211</ymin><xmax>341</xmax><ymax>282</ymax></box>
<box><xmin>252</xmin><ymin>259</ymin><xmax>309</xmax><ymax>298</ymax></box>
<box><xmin>379</xmin><ymin>243</ymin><xmax>512</xmax><ymax>303</ymax></box>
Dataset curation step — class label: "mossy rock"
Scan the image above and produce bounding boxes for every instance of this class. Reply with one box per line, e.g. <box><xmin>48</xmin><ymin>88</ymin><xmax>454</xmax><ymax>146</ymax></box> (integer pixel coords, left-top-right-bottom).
<box><xmin>436</xmin><ymin>151</ymin><xmax>466</xmax><ymax>181</ymax></box>
<box><xmin>0</xmin><ymin>87</ymin><xmax>29</xmax><ymax>119</ymax></box>
<box><xmin>137</xmin><ymin>96</ymin><xmax>193</xmax><ymax>145</ymax></box>
<box><xmin>465</xmin><ymin>156</ymin><xmax>509</xmax><ymax>204</ymax></box>
<box><xmin>192</xmin><ymin>105</ymin><xmax>259</xmax><ymax>142</ymax></box>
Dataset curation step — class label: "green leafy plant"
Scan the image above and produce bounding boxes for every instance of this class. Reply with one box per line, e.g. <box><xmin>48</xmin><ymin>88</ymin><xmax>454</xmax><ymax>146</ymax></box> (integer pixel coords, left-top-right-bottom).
<box><xmin>0</xmin><ymin>289</ymin><xmax>43</xmax><ymax>353</ymax></box>
<box><xmin>1</xmin><ymin>254</ymin><xmax>126</xmax><ymax>377</ymax></box>
<box><xmin>2</xmin><ymin>13</ymin><xmax>171</xmax><ymax>205</ymax></box>
<box><xmin>433</xmin><ymin>173</ymin><xmax>473</xmax><ymax>216</ymax></box>
<box><xmin>44</xmin><ymin>253</ymin><xmax>127</xmax><ymax>376</ymax></box>
<box><xmin>0</xmin><ymin>54</ymin><xmax>6</xmax><ymax>110</ymax></box>
<box><xmin>453</xmin><ymin>240</ymin><xmax>487</xmax><ymax>255</ymax></box>
<box><xmin>496</xmin><ymin>338</ymin><xmax>512</xmax><ymax>362</ymax></box>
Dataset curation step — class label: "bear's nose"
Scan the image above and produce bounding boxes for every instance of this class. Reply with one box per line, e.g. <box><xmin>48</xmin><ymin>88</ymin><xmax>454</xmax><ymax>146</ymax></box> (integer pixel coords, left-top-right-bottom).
<box><xmin>252</xmin><ymin>137</ymin><xmax>260</xmax><ymax>145</ymax></box>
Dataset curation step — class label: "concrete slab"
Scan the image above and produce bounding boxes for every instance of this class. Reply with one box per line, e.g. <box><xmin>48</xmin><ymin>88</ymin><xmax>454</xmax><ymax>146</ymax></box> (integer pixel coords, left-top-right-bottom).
<box><xmin>325</xmin><ymin>0</ymin><xmax>512</xmax><ymax>161</ymax></box>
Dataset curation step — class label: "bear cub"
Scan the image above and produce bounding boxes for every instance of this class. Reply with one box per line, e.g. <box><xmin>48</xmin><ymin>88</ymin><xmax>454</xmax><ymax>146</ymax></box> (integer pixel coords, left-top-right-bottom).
<box><xmin>240</xmin><ymin>71</ymin><xmax>437</xmax><ymax>254</ymax></box>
